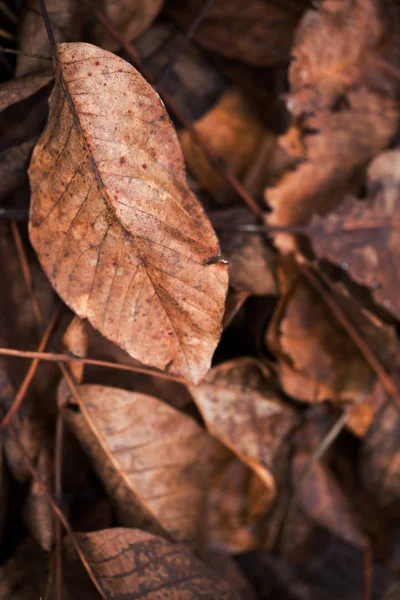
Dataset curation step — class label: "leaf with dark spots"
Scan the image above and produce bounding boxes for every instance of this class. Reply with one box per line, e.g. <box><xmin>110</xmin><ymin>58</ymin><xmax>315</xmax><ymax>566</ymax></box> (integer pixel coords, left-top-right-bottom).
<box><xmin>29</xmin><ymin>42</ymin><xmax>228</xmax><ymax>383</ymax></box>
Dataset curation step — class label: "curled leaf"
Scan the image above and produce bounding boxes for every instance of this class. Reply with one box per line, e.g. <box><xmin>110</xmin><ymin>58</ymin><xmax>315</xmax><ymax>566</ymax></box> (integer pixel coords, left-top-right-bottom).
<box><xmin>29</xmin><ymin>42</ymin><xmax>228</xmax><ymax>383</ymax></box>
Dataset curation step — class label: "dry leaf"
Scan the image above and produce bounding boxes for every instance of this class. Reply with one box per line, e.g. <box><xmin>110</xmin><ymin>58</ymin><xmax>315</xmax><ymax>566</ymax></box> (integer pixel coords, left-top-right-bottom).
<box><xmin>189</xmin><ymin>357</ymin><xmax>298</xmax><ymax>494</ymax></box>
<box><xmin>91</xmin><ymin>0</ymin><xmax>164</xmax><ymax>50</ymax></box>
<box><xmin>267</xmin><ymin>259</ymin><xmax>373</xmax><ymax>403</ymax></box>
<box><xmin>222</xmin><ymin>288</ymin><xmax>249</xmax><ymax>329</ymax></box>
<box><xmin>63</xmin><ymin>315</ymin><xmax>89</xmax><ymax>382</ymax></box>
<box><xmin>265</xmin><ymin>0</ymin><xmax>400</xmax><ymax>253</ymax></box>
<box><xmin>212</xmin><ymin>208</ymin><xmax>276</xmax><ymax>296</ymax></box>
<box><xmin>0</xmin><ymin>69</ymin><xmax>53</xmax><ymax>113</ymax></box>
<box><xmin>29</xmin><ymin>42</ymin><xmax>228</xmax><ymax>383</ymax></box>
<box><xmin>64</xmin><ymin>528</ymin><xmax>235</xmax><ymax>599</ymax></box>
<box><xmin>178</xmin><ymin>88</ymin><xmax>265</xmax><ymax>198</ymax></box>
<box><xmin>309</xmin><ymin>149</ymin><xmax>400</xmax><ymax>320</ymax></box>
<box><xmin>0</xmin><ymin>138</ymin><xmax>37</xmax><ymax>201</ymax></box>
<box><xmin>16</xmin><ymin>0</ymin><xmax>85</xmax><ymax>76</ymax></box>
<box><xmin>346</xmin><ymin>380</ymin><xmax>386</xmax><ymax>438</ymax></box>
<box><xmin>207</xmin><ymin>446</ymin><xmax>272</xmax><ymax>553</ymax></box>
<box><xmin>60</xmin><ymin>382</ymin><xmax>216</xmax><ymax>546</ymax></box>
<box><xmin>168</xmin><ymin>0</ymin><xmax>308</xmax><ymax>66</ymax></box>
<box><xmin>361</xmin><ymin>397</ymin><xmax>400</xmax><ymax>511</ymax></box>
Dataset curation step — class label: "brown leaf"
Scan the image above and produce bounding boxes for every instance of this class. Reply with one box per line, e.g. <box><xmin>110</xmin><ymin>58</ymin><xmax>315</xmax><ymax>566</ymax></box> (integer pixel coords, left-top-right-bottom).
<box><xmin>212</xmin><ymin>208</ymin><xmax>276</xmax><ymax>296</ymax></box>
<box><xmin>309</xmin><ymin>149</ymin><xmax>400</xmax><ymax>320</ymax></box>
<box><xmin>63</xmin><ymin>527</ymin><xmax>236</xmax><ymax>599</ymax></box>
<box><xmin>60</xmin><ymin>382</ymin><xmax>216</xmax><ymax>546</ymax></box>
<box><xmin>207</xmin><ymin>446</ymin><xmax>272</xmax><ymax>553</ymax></box>
<box><xmin>265</xmin><ymin>0</ymin><xmax>400</xmax><ymax>253</ymax></box>
<box><xmin>0</xmin><ymin>70</ymin><xmax>53</xmax><ymax>113</ymax></box>
<box><xmin>222</xmin><ymin>288</ymin><xmax>249</xmax><ymax>329</ymax></box>
<box><xmin>16</xmin><ymin>0</ymin><xmax>85</xmax><ymax>76</ymax></box>
<box><xmin>167</xmin><ymin>0</ymin><xmax>308</xmax><ymax>66</ymax></box>
<box><xmin>267</xmin><ymin>259</ymin><xmax>373</xmax><ymax>403</ymax></box>
<box><xmin>292</xmin><ymin>452</ymin><xmax>367</xmax><ymax>549</ymax></box>
<box><xmin>189</xmin><ymin>357</ymin><xmax>298</xmax><ymax>494</ymax></box>
<box><xmin>178</xmin><ymin>88</ymin><xmax>266</xmax><ymax>199</ymax></box>
<box><xmin>361</xmin><ymin>396</ymin><xmax>400</xmax><ymax>511</ymax></box>
<box><xmin>346</xmin><ymin>380</ymin><xmax>386</xmax><ymax>438</ymax></box>
<box><xmin>29</xmin><ymin>42</ymin><xmax>228</xmax><ymax>383</ymax></box>
<box><xmin>0</xmin><ymin>138</ymin><xmax>37</xmax><ymax>201</ymax></box>
<box><xmin>63</xmin><ymin>315</ymin><xmax>90</xmax><ymax>382</ymax></box>
<box><xmin>91</xmin><ymin>0</ymin><xmax>164</xmax><ymax>51</ymax></box>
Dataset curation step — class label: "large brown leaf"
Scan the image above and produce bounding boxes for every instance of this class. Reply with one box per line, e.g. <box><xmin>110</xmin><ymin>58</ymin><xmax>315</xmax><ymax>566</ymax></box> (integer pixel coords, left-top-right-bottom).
<box><xmin>64</xmin><ymin>528</ymin><xmax>235</xmax><ymax>599</ymax></box>
<box><xmin>189</xmin><ymin>357</ymin><xmax>298</xmax><ymax>494</ymax></box>
<box><xmin>29</xmin><ymin>42</ymin><xmax>228</xmax><ymax>383</ymax></box>
<box><xmin>309</xmin><ymin>149</ymin><xmax>400</xmax><ymax>320</ymax></box>
<box><xmin>168</xmin><ymin>0</ymin><xmax>308</xmax><ymax>67</ymax></box>
<box><xmin>60</xmin><ymin>382</ymin><xmax>217</xmax><ymax>547</ymax></box>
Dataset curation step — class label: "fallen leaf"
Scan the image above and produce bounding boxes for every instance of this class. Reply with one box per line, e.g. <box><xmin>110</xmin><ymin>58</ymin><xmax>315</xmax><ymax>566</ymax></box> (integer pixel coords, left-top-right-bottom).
<box><xmin>189</xmin><ymin>357</ymin><xmax>298</xmax><ymax>494</ymax></box>
<box><xmin>222</xmin><ymin>288</ymin><xmax>249</xmax><ymax>329</ymax></box>
<box><xmin>207</xmin><ymin>446</ymin><xmax>272</xmax><ymax>553</ymax></box>
<box><xmin>16</xmin><ymin>0</ymin><xmax>85</xmax><ymax>76</ymax></box>
<box><xmin>0</xmin><ymin>69</ymin><xmax>53</xmax><ymax>113</ymax></box>
<box><xmin>63</xmin><ymin>315</ymin><xmax>89</xmax><ymax>383</ymax></box>
<box><xmin>212</xmin><ymin>208</ymin><xmax>276</xmax><ymax>296</ymax></box>
<box><xmin>361</xmin><ymin>396</ymin><xmax>400</xmax><ymax>512</ymax></box>
<box><xmin>265</xmin><ymin>0</ymin><xmax>400</xmax><ymax>253</ymax></box>
<box><xmin>64</xmin><ymin>527</ymin><xmax>235</xmax><ymax>599</ymax></box>
<box><xmin>309</xmin><ymin>149</ymin><xmax>400</xmax><ymax>320</ymax></box>
<box><xmin>0</xmin><ymin>138</ymin><xmax>37</xmax><ymax>201</ymax></box>
<box><xmin>60</xmin><ymin>382</ymin><xmax>216</xmax><ymax>546</ymax></box>
<box><xmin>178</xmin><ymin>88</ymin><xmax>266</xmax><ymax>199</ymax></box>
<box><xmin>266</xmin><ymin>259</ymin><xmax>373</xmax><ymax>403</ymax></box>
<box><xmin>29</xmin><ymin>42</ymin><xmax>228</xmax><ymax>383</ymax></box>
<box><xmin>168</xmin><ymin>0</ymin><xmax>308</xmax><ymax>66</ymax></box>
<box><xmin>91</xmin><ymin>0</ymin><xmax>164</xmax><ymax>51</ymax></box>
<box><xmin>346</xmin><ymin>380</ymin><xmax>386</xmax><ymax>438</ymax></box>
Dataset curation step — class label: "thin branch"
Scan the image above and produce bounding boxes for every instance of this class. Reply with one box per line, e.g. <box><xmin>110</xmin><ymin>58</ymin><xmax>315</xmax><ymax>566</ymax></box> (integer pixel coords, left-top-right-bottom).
<box><xmin>7</xmin><ymin>424</ymin><xmax>107</xmax><ymax>600</ymax></box>
<box><xmin>0</xmin><ymin>307</ymin><xmax>61</xmax><ymax>429</ymax></box>
<box><xmin>39</xmin><ymin>0</ymin><xmax>55</xmax><ymax>47</ymax></box>
<box><xmin>156</xmin><ymin>0</ymin><xmax>215</xmax><ymax>87</ymax></box>
<box><xmin>0</xmin><ymin>347</ymin><xmax>189</xmax><ymax>384</ymax></box>
<box><xmin>11</xmin><ymin>220</ymin><xmax>44</xmax><ymax>327</ymax></box>
<box><xmin>85</xmin><ymin>0</ymin><xmax>263</xmax><ymax>218</ymax></box>
<box><xmin>0</xmin><ymin>47</ymin><xmax>52</xmax><ymax>60</ymax></box>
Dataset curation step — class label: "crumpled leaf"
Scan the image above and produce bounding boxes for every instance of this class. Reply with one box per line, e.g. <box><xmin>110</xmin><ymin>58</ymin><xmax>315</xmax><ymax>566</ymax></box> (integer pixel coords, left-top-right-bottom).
<box><xmin>361</xmin><ymin>396</ymin><xmax>400</xmax><ymax>511</ymax></box>
<box><xmin>265</xmin><ymin>0</ymin><xmax>400</xmax><ymax>253</ymax></box>
<box><xmin>178</xmin><ymin>88</ymin><xmax>265</xmax><ymax>199</ymax></box>
<box><xmin>168</xmin><ymin>0</ymin><xmax>309</xmax><ymax>66</ymax></box>
<box><xmin>211</xmin><ymin>208</ymin><xmax>276</xmax><ymax>296</ymax></box>
<box><xmin>64</xmin><ymin>527</ymin><xmax>235</xmax><ymax>599</ymax></box>
<box><xmin>91</xmin><ymin>0</ymin><xmax>164</xmax><ymax>51</ymax></box>
<box><xmin>0</xmin><ymin>69</ymin><xmax>53</xmax><ymax>113</ymax></box>
<box><xmin>309</xmin><ymin>149</ymin><xmax>400</xmax><ymax>320</ymax></box>
<box><xmin>189</xmin><ymin>357</ymin><xmax>298</xmax><ymax>495</ymax></box>
<box><xmin>0</xmin><ymin>138</ymin><xmax>37</xmax><ymax>201</ymax></box>
<box><xmin>207</xmin><ymin>446</ymin><xmax>272</xmax><ymax>553</ymax></box>
<box><xmin>60</xmin><ymin>382</ymin><xmax>217</xmax><ymax>547</ymax></box>
<box><xmin>16</xmin><ymin>0</ymin><xmax>85</xmax><ymax>76</ymax></box>
<box><xmin>267</xmin><ymin>259</ymin><xmax>373</xmax><ymax>403</ymax></box>
<box><xmin>29</xmin><ymin>42</ymin><xmax>228</xmax><ymax>383</ymax></box>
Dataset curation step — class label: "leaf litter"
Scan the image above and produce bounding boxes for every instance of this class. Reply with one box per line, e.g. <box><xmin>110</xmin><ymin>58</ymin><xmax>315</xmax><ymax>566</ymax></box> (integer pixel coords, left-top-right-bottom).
<box><xmin>1</xmin><ymin>0</ymin><xmax>400</xmax><ymax>598</ymax></box>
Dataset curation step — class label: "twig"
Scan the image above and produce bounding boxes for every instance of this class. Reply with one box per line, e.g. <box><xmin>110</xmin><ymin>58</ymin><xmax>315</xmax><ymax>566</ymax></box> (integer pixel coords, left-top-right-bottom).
<box><xmin>7</xmin><ymin>423</ymin><xmax>107</xmax><ymax>600</ymax></box>
<box><xmin>0</xmin><ymin>208</ymin><xmax>30</xmax><ymax>220</ymax></box>
<box><xmin>39</xmin><ymin>0</ymin><xmax>55</xmax><ymax>48</ymax></box>
<box><xmin>155</xmin><ymin>0</ymin><xmax>215</xmax><ymax>87</ymax></box>
<box><xmin>85</xmin><ymin>0</ymin><xmax>263</xmax><ymax>218</ymax></box>
<box><xmin>0</xmin><ymin>347</ymin><xmax>189</xmax><ymax>384</ymax></box>
<box><xmin>0</xmin><ymin>47</ymin><xmax>52</xmax><ymax>60</ymax></box>
<box><xmin>0</xmin><ymin>307</ymin><xmax>61</xmax><ymax>429</ymax></box>
<box><xmin>10</xmin><ymin>220</ymin><xmax>44</xmax><ymax>327</ymax></box>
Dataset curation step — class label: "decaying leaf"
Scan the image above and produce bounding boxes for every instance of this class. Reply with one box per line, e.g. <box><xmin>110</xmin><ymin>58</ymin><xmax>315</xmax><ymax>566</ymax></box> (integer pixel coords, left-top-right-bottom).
<box><xmin>0</xmin><ymin>69</ymin><xmax>53</xmax><ymax>113</ymax></box>
<box><xmin>29</xmin><ymin>42</ymin><xmax>228</xmax><ymax>383</ymax></box>
<box><xmin>64</xmin><ymin>527</ymin><xmax>235</xmax><ymax>599</ymax></box>
<box><xmin>346</xmin><ymin>380</ymin><xmax>386</xmax><ymax>438</ymax></box>
<box><xmin>168</xmin><ymin>0</ymin><xmax>308</xmax><ymax>66</ymax></box>
<box><xmin>309</xmin><ymin>149</ymin><xmax>400</xmax><ymax>320</ymax></box>
<box><xmin>267</xmin><ymin>259</ymin><xmax>373</xmax><ymax>403</ymax></box>
<box><xmin>63</xmin><ymin>315</ymin><xmax>89</xmax><ymax>382</ymax></box>
<box><xmin>60</xmin><ymin>382</ymin><xmax>216</xmax><ymax>546</ymax></box>
<box><xmin>265</xmin><ymin>0</ymin><xmax>400</xmax><ymax>253</ymax></box>
<box><xmin>207</xmin><ymin>446</ymin><xmax>272</xmax><ymax>553</ymax></box>
<box><xmin>189</xmin><ymin>357</ymin><xmax>298</xmax><ymax>494</ymax></box>
<box><xmin>0</xmin><ymin>138</ymin><xmax>37</xmax><ymax>201</ymax></box>
<box><xmin>91</xmin><ymin>0</ymin><xmax>164</xmax><ymax>51</ymax></box>
<box><xmin>212</xmin><ymin>208</ymin><xmax>276</xmax><ymax>296</ymax></box>
<box><xmin>178</xmin><ymin>88</ymin><xmax>266</xmax><ymax>199</ymax></box>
